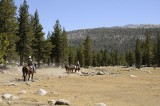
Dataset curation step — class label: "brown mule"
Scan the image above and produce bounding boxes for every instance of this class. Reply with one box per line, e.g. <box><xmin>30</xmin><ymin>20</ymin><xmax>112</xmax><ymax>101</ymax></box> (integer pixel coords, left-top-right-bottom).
<box><xmin>22</xmin><ymin>65</ymin><xmax>36</xmax><ymax>81</ymax></box>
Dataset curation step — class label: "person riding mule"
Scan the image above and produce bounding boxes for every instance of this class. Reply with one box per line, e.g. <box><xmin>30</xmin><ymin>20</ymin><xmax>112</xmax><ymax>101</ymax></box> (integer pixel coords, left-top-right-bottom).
<box><xmin>75</xmin><ymin>61</ymin><xmax>80</xmax><ymax>72</ymax></box>
<box><xmin>28</xmin><ymin>56</ymin><xmax>36</xmax><ymax>73</ymax></box>
<box><xmin>64</xmin><ymin>61</ymin><xmax>81</xmax><ymax>73</ymax></box>
<box><xmin>22</xmin><ymin>63</ymin><xmax>36</xmax><ymax>81</ymax></box>
<box><xmin>22</xmin><ymin>56</ymin><xmax>36</xmax><ymax>81</ymax></box>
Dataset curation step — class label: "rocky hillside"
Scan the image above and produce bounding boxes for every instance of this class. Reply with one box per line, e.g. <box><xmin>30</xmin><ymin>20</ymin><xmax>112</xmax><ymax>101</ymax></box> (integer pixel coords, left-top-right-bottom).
<box><xmin>67</xmin><ymin>24</ymin><xmax>160</xmax><ymax>52</ymax></box>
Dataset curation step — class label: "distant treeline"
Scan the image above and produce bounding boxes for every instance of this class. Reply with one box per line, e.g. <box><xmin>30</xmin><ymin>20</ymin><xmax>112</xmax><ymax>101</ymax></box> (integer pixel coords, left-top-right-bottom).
<box><xmin>68</xmin><ymin>27</ymin><xmax>160</xmax><ymax>52</ymax></box>
<box><xmin>0</xmin><ymin>0</ymin><xmax>160</xmax><ymax>69</ymax></box>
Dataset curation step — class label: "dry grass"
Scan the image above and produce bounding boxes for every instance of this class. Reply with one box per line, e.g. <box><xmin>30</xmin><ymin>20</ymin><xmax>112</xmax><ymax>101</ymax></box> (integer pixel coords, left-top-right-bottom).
<box><xmin>0</xmin><ymin>66</ymin><xmax>160</xmax><ymax>106</ymax></box>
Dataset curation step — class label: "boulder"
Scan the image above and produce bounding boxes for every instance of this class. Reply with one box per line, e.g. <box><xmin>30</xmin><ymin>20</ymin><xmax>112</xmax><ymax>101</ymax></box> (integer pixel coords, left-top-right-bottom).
<box><xmin>48</xmin><ymin>100</ymin><xmax>56</xmax><ymax>106</ymax></box>
<box><xmin>55</xmin><ymin>99</ymin><xmax>70</xmax><ymax>105</ymax></box>
<box><xmin>8</xmin><ymin>83</ymin><xmax>18</xmax><ymax>86</ymax></box>
<box><xmin>2</xmin><ymin>93</ymin><xmax>18</xmax><ymax>101</ymax></box>
<box><xmin>129</xmin><ymin>74</ymin><xmax>137</xmax><ymax>78</ymax></box>
<box><xmin>37</xmin><ymin>89</ymin><xmax>47</xmax><ymax>96</ymax></box>
<box><xmin>2</xmin><ymin>93</ymin><xmax>12</xmax><ymax>100</ymax></box>
<box><xmin>96</xmin><ymin>103</ymin><xmax>108</xmax><ymax>106</ymax></box>
<box><xmin>19</xmin><ymin>90</ymin><xmax>27</xmax><ymax>94</ymax></box>
<box><xmin>97</xmin><ymin>71</ymin><xmax>105</xmax><ymax>75</ymax></box>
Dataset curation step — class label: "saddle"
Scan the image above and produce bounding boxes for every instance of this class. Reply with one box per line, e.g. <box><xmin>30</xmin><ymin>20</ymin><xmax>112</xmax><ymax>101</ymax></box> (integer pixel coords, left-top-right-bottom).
<box><xmin>28</xmin><ymin>65</ymin><xmax>36</xmax><ymax>73</ymax></box>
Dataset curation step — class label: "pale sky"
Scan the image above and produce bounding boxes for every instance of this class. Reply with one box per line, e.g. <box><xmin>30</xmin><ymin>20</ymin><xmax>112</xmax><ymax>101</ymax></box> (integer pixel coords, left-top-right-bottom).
<box><xmin>15</xmin><ymin>0</ymin><xmax>160</xmax><ymax>35</ymax></box>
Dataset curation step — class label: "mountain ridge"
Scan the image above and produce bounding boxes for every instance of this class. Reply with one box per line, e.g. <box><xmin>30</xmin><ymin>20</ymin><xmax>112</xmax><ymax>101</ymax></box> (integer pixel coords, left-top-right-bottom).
<box><xmin>67</xmin><ymin>24</ymin><xmax>160</xmax><ymax>53</ymax></box>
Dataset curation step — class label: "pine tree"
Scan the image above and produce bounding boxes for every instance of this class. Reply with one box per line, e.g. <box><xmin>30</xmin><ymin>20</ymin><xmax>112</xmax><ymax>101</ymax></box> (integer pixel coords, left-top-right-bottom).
<box><xmin>144</xmin><ymin>30</ymin><xmax>152</xmax><ymax>67</ymax></box>
<box><xmin>0</xmin><ymin>33</ymin><xmax>9</xmax><ymax>64</ymax></box>
<box><xmin>77</xmin><ymin>42</ymin><xmax>85</xmax><ymax>67</ymax></box>
<box><xmin>49</xmin><ymin>32</ymin><xmax>55</xmax><ymax>64</ymax></box>
<box><xmin>92</xmin><ymin>52</ymin><xmax>97</xmax><ymax>67</ymax></box>
<box><xmin>100</xmin><ymin>50</ymin><xmax>108</xmax><ymax>66</ymax></box>
<box><xmin>84</xmin><ymin>35</ymin><xmax>93</xmax><ymax>67</ymax></box>
<box><xmin>110</xmin><ymin>51</ymin><xmax>115</xmax><ymax>66</ymax></box>
<box><xmin>41</xmin><ymin>39</ymin><xmax>53</xmax><ymax>66</ymax></box>
<box><xmin>61</xmin><ymin>28</ymin><xmax>69</xmax><ymax>64</ymax></box>
<box><xmin>43</xmin><ymin>32</ymin><xmax>54</xmax><ymax>65</ymax></box>
<box><xmin>119</xmin><ymin>54</ymin><xmax>126</xmax><ymax>65</ymax></box>
<box><xmin>68</xmin><ymin>47</ymin><xmax>76</xmax><ymax>65</ymax></box>
<box><xmin>126</xmin><ymin>49</ymin><xmax>134</xmax><ymax>67</ymax></box>
<box><xmin>32</xmin><ymin>10</ymin><xmax>45</xmax><ymax>67</ymax></box>
<box><xmin>96</xmin><ymin>52</ymin><xmax>101</xmax><ymax>67</ymax></box>
<box><xmin>0</xmin><ymin>0</ymin><xmax>18</xmax><ymax>63</ymax></box>
<box><xmin>17</xmin><ymin>0</ymin><xmax>33</xmax><ymax>65</ymax></box>
<box><xmin>155</xmin><ymin>31</ymin><xmax>160</xmax><ymax>67</ymax></box>
<box><xmin>135</xmin><ymin>39</ymin><xmax>142</xmax><ymax>69</ymax></box>
<box><xmin>107</xmin><ymin>52</ymin><xmax>112</xmax><ymax>66</ymax></box>
<box><xmin>141</xmin><ymin>41</ymin><xmax>146</xmax><ymax>65</ymax></box>
<box><xmin>51</xmin><ymin>20</ymin><xmax>62</xmax><ymax>66</ymax></box>
<box><xmin>114</xmin><ymin>50</ymin><xmax>119</xmax><ymax>65</ymax></box>
<box><xmin>47</xmin><ymin>31</ymin><xmax>51</xmax><ymax>39</ymax></box>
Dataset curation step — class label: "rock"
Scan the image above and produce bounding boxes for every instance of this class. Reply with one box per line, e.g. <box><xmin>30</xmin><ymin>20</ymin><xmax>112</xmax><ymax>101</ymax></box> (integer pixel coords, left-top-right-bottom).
<box><xmin>19</xmin><ymin>90</ymin><xmax>27</xmax><ymax>94</ymax></box>
<box><xmin>76</xmin><ymin>71</ymin><xmax>83</xmax><ymax>76</ymax></box>
<box><xmin>37</xmin><ymin>89</ymin><xmax>47</xmax><ymax>96</ymax></box>
<box><xmin>129</xmin><ymin>74</ymin><xmax>137</xmax><ymax>78</ymax></box>
<box><xmin>97</xmin><ymin>71</ymin><xmax>104</xmax><ymax>75</ymax></box>
<box><xmin>2</xmin><ymin>93</ymin><xmax>12</xmax><ymax>100</ymax></box>
<box><xmin>2</xmin><ymin>93</ymin><xmax>18</xmax><ymax>101</ymax></box>
<box><xmin>26</xmin><ymin>82</ymin><xmax>30</xmax><ymax>86</ymax></box>
<box><xmin>96</xmin><ymin>103</ymin><xmax>107</xmax><ymax>106</ymax></box>
<box><xmin>55</xmin><ymin>99</ymin><xmax>70</xmax><ymax>105</ymax></box>
<box><xmin>8</xmin><ymin>83</ymin><xmax>18</xmax><ymax>86</ymax></box>
<box><xmin>48</xmin><ymin>100</ymin><xmax>56</xmax><ymax>106</ymax></box>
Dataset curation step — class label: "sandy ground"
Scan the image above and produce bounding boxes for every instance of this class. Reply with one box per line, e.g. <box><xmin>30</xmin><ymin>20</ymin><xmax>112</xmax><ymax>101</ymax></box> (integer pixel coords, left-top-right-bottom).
<box><xmin>0</xmin><ymin>66</ymin><xmax>160</xmax><ymax>106</ymax></box>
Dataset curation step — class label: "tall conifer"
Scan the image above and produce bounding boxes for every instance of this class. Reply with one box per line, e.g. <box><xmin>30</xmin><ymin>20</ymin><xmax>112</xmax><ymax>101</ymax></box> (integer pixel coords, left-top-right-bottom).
<box><xmin>51</xmin><ymin>20</ymin><xmax>62</xmax><ymax>66</ymax></box>
<box><xmin>144</xmin><ymin>30</ymin><xmax>152</xmax><ymax>67</ymax></box>
<box><xmin>135</xmin><ymin>39</ymin><xmax>142</xmax><ymax>69</ymax></box>
<box><xmin>0</xmin><ymin>0</ymin><xmax>18</xmax><ymax>62</ymax></box>
<box><xmin>17</xmin><ymin>0</ymin><xmax>33</xmax><ymax>65</ymax></box>
<box><xmin>84</xmin><ymin>35</ymin><xmax>93</xmax><ymax>67</ymax></box>
<box><xmin>32</xmin><ymin>10</ymin><xmax>45</xmax><ymax>67</ymax></box>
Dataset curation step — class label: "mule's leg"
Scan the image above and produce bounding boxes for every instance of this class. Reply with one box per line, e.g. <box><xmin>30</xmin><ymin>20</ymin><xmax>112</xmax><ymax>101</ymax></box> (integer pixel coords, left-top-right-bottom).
<box><xmin>28</xmin><ymin>73</ymin><xmax>30</xmax><ymax>81</ymax></box>
<box><xmin>31</xmin><ymin>73</ymin><xmax>34</xmax><ymax>81</ymax></box>
<box><xmin>24</xmin><ymin>74</ymin><xmax>26</xmax><ymax>81</ymax></box>
<box><xmin>23</xmin><ymin>75</ymin><xmax>25</xmax><ymax>81</ymax></box>
<box><xmin>72</xmin><ymin>68</ymin><xmax>73</xmax><ymax>73</ymax></box>
<box><xmin>23</xmin><ymin>72</ymin><xmax>25</xmax><ymax>81</ymax></box>
<box><xmin>23</xmin><ymin>68</ymin><xmax>27</xmax><ymax>82</ymax></box>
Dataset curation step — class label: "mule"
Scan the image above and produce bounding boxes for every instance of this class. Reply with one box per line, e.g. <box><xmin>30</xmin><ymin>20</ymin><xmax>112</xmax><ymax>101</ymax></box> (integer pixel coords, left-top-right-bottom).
<box><xmin>65</xmin><ymin>64</ymin><xmax>80</xmax><ymax>73</ymax></box>
<box><xmin>65</xmin><ymin>64</ymin><xmax>76</xmax><ymax>73</ymax></box>
<box><xmin>22</xmin><ymin>64</ymin><xmax>36</xmax><ymax>81</ymax></box>
<box><xmin>75</xmin><ymin>65</ymin><xmax>80</xmax><ymax>72</ymax></box>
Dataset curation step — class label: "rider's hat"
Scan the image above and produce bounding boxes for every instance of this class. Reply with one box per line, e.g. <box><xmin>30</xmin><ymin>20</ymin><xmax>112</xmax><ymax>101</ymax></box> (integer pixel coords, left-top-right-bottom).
<box><xmin>29</xmin><ymin>56</ymin><xmax>32</xmax><ymax>59</ymax></box>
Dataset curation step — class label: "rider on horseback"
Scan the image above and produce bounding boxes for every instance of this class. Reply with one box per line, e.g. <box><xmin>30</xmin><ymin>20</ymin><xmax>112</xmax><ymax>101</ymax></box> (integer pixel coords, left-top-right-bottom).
<box><xmin>28</xmin><ymin>56</ymin><xmax>36</xmax><ymax>73</ymax></box>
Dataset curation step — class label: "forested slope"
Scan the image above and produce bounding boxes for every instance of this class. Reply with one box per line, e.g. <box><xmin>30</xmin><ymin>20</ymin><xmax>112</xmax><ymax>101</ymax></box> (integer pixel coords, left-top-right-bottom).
<box><xmin>68</xmin><ymin>25</ymin><xmax>160</xmax><ymax>52</ymax></box>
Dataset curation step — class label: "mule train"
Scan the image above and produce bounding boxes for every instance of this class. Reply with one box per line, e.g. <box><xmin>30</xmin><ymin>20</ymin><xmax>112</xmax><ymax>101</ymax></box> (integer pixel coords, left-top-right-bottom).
<box><xmin>65</xmin><ymin>64</ymin><xmax>80</xmax><ymax>74</ymax></box>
